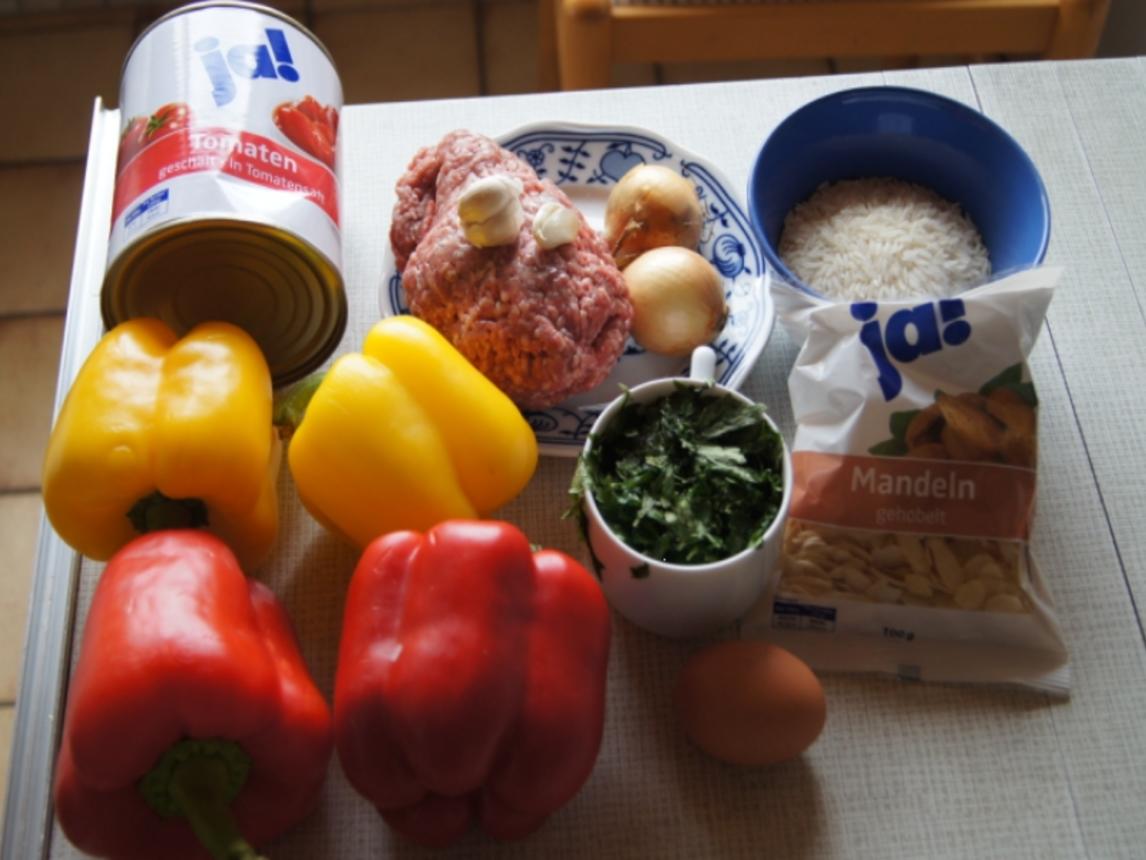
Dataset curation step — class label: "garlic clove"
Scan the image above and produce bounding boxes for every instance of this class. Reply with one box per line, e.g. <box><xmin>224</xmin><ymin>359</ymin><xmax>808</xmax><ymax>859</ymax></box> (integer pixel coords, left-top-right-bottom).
<box><xmin>465</xmin><ymin>213</ymin><xmax>523</xmax><ymax>248</ymax></box>
<box><xmin>458</xmin><ymin>174</ymin><xmax>525</xmax><ymax>248</ymax></box>
<box><xmin>458</xmin><ymin>175</ymin><xmax>522</xmax><ymax>223</ymax></box>
<box><xmin>532</xmin><ymin>201</ymin><xmax>581</xmax><ymax>250</ymax></box>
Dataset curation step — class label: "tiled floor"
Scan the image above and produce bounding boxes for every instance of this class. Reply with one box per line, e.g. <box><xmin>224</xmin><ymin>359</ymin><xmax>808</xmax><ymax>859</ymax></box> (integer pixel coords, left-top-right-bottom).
<box><xmin>0</xmin><ymin>0</ymin><xmax>1128</xmax><ymax>844</ymax></box>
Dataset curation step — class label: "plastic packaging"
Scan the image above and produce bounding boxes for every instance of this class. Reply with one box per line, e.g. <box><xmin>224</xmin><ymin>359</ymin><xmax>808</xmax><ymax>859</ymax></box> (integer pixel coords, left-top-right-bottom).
<box><xmin>742</xmin><ymin>267</ymin><xmax>1070</xmax><ymax>694</ymax></box>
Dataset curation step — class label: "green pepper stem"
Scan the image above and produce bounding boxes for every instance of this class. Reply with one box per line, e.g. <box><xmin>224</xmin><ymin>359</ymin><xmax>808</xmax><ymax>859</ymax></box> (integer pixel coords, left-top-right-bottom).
<box><xmin>140</xmin><ymin>739</ymin><xmax>265</xmax><ymax>860</ymax></box>
<box><xmin>167</xmin><ymin>755</ymin><xmax>268</xmax><ymax>860</ymax></box>
<box><xmin>272</xmin><ymin>372</ymin><xmax>326</xmax><ymax>435</ymax></box>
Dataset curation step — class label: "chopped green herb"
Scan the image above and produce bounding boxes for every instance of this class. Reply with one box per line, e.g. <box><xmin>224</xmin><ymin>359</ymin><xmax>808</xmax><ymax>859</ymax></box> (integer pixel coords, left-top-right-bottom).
<box><xmin>569</xmin><ymin>383</ymin><xmax>785</xmax><ymax>566</ymax></box>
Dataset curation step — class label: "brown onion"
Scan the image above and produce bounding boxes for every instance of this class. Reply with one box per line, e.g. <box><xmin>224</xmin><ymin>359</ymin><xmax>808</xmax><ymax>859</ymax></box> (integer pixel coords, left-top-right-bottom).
<box><xmin>623</xmin><ymin>246</ymin><xmax>727</xmax><ymax>357</ymax></box>
<box><xmin>604</xmin><ymin>165</ymin><xmax>703</xmax><ymax>268</ymax></box>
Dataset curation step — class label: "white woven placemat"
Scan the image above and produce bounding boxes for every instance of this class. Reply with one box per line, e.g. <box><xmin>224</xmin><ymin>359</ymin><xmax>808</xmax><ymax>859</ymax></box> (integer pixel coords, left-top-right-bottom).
<box><xmin>49</xmin><ymin>60</ymin><xmax>1146</xmax><ymax>858</ymax></box>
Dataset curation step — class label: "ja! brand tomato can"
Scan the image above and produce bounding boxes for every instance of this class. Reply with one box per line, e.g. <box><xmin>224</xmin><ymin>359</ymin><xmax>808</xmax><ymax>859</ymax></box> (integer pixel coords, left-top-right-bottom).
<box><xmin>105</xmin><ymin>0</ymin><xmax>346</xmax><ymax>386</ymax></box>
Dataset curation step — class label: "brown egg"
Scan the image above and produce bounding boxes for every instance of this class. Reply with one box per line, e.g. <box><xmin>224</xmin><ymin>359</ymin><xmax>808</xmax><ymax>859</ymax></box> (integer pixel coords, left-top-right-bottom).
<box><xmin>675</xmin><ymin>640</ymin><xmax>826</xmax><ymax>766</ymax></box>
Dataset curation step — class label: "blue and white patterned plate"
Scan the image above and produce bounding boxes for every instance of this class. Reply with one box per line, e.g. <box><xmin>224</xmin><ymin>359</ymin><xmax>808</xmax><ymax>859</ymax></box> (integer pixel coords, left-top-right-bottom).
<box><xmin>380</xmin><ymin>122</ymin><xmax>773</xmax><ymax>457</ymax></box>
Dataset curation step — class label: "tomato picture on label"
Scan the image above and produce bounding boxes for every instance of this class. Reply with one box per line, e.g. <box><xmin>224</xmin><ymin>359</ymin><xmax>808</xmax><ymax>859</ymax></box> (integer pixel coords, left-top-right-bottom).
<box><xmin>274</xmin><ymin>96</ymin><xmax>338</xmax><ymax>169</ymax></box>
<box><xmin>116</xmin><ymin>102</ymin><xmax>193</xmax><ymax>171</ymax></box>
<box><xmin>295</xmin><ymin>95</ymin><xmax>339</xmax><ymax>138</ymax></box>
<box><xmin>145</xmin><ymin>102</ymin><xmax>191</xmax><ymax>140</ymax></box>
<box><xmin>117</xmin><ymin>116</ymin><xmax>149</xmax><ymax>170</ymax></box>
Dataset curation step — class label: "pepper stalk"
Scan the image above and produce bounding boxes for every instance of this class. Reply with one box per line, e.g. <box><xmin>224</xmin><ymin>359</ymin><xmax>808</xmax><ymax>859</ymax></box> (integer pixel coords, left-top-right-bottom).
<box><xmin>140</xmin><ymin>739</ymin><xmax>268</xmax><ymax>860</ymax></box>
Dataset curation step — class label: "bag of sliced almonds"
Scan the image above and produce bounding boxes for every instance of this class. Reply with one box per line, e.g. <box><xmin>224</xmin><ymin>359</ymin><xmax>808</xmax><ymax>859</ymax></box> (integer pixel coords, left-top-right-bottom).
<box><xmin>742</xmin><ymin>267</ymin><xmax>1070</xmax><ymax>694</ymax></box>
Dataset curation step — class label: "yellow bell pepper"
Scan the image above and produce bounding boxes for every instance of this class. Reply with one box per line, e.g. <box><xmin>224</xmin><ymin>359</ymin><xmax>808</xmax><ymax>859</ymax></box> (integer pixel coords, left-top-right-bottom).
<box><xmin>42</xmin><ymin>318</ymin><xmax>279</xmax><ymax>569</ymax></box>
<box><xmin>279</xmin><ymin>315</ymin><xmax>538</xmax><ymax>547</ymax></box>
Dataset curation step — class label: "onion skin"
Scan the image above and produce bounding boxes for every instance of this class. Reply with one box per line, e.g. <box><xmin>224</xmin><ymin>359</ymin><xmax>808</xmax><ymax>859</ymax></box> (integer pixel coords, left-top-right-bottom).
<box><xmin>623</xmin><ymin>246</ymin><xmax>727</xmax><ymax>357</ymax></box>
<box><xmin>605</xmin><ymin>165</ymin><xmax>703</xmax><ymax>268</ymax></box>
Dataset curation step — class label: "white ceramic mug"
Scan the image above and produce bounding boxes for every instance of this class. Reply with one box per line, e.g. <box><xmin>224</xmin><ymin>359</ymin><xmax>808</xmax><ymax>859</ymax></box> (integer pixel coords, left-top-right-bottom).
<box><xmin>580</xmin><ymin>347</ymin><xmax>792</xmax><ymax>639</ymax></box>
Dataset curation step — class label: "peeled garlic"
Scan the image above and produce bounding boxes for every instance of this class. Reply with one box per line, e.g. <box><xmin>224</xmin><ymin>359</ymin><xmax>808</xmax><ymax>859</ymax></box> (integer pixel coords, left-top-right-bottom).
<box><xmin>532</xmin><ymin>201</ymin><xmax>581</xmax><ymax>249</ymax></box>
<box><xmin>458</xmin><ymin>174</ymin><xmax>524</xmax><ymax>247</ymax></box>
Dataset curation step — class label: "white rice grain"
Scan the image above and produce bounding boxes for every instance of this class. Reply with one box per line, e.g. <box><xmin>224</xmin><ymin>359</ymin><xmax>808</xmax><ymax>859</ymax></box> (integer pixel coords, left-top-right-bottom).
<box><xmin>778</xmin><ymin>178</ymin><xmax>991</xmax><ymax>301</ymax></box>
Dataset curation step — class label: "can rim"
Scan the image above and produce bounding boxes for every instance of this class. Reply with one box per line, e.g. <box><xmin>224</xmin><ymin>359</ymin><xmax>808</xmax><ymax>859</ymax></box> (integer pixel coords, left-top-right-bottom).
<box><xmin>120</xmin><ymin>1</ymin><xmax>339</xmax><ymax>87</ymax></box>
<box><xmin>102</xmin><ymin>215</ymin><xmax>348</xmax><ymax>387</ymax></box>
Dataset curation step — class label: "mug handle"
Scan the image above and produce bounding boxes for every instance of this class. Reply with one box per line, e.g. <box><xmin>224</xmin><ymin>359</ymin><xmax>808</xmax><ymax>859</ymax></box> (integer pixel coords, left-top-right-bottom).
<box><xmin>689</xmin><ymin>346</ymin><xmax>717</xmax><ymax>384</ymax></box>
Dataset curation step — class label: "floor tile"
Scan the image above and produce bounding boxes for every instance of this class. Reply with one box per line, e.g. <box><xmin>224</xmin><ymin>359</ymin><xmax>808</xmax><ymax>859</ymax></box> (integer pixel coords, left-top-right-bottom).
<box><xmin>829</xmin><ymin>56</ymin><xmax>888</xmax><ymax>74</ymax></box>
<box><xmin>261</xmin><ymin>0</ymin><xmax>307</xmax><ymax>15</ymax></box>
<box><xmin>610</xmin><ymin>62</ymin><xmax>658</xmax><ymax>89</ymax></box>
<box><xmin>314</xmin><ymin>4</ymin><xmax>481</xmax><ymax>104</ymax></box>
<box><xmin>0</xmin><ymin>315</ymin><xmax>65</xmax><ymax>492</ymax></box>
<box><xmin>0</xmin><ymin>164</ymin><xmax>83</xmax><ymax>316</ymax></box>
<box><xmin>0</xmin><ymin>22</ymin><xmax>134</xmax><ymax>162</ymax></box>
<box><xmin>482</xmin><ymin>0</ymin><xmax>540</xmax><ymax>96</ymax></box>
<box><xmin>0</xmin><ymin>494</ymin><xmax>41</xmax><ymax>702</ymax></box>
<box><xmin>126</xmin><ymin>0</ymin><xmax>306</xmax><ymax>33</ymax></box>
<box><xmin>1099</xmin><ymin>1</ymin><xmax>1146</xmax><ymax>58</ymax></box>
<box><xmin>312</xmin><ymin>0</ymin><xmax>447</xmax><ymax>15</ymax></box>
<box><xmin>0</xmin><ymin>8</ymin><xmax>134</xmax><ymax>33</ymax></box>
<box><xmin>0</xmin><ymin>705</ymin><xmax>13</xmax><ymax>833</ymax></box>
<box><xmin>14</xmin><ymin>0</ymin><xmax>71</xmax><ymax>14</ymax></box>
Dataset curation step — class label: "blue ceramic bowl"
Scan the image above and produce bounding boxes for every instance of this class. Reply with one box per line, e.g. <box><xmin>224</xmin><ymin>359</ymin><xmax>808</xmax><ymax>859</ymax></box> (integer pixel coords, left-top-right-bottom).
<box><xmin>748</xmin><ymin>86</ymin><xmax>1050</xmax><ymax>297</ymax></box>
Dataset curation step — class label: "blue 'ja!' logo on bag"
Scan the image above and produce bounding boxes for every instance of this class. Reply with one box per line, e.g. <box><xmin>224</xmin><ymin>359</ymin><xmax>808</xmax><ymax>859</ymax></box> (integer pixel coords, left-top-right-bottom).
<box><xmin>852</xmin><ymin>299</ymin><xmax>972</xmax><ymax>401</ymax></box>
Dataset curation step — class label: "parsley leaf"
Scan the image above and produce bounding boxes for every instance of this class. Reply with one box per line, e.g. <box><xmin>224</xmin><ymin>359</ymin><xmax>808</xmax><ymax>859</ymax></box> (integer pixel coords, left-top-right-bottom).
<box><xmin>569</xmin><ymin>383</ymin><xmax>785</xmax><ymax>566</ymax></box>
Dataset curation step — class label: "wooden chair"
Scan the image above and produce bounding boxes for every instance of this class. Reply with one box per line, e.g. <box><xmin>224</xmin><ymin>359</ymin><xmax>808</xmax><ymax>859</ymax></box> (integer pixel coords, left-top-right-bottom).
<box><xmin>539</xmin><ymin>0</ymin><xmax>1111</xmax><ymax>91</ymax></box>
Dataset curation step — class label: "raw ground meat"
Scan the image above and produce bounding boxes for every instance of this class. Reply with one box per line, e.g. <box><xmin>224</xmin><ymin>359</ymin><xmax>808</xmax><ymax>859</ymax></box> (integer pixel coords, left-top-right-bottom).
<box><xmin>390</xmin><ymin>130</ymin><xmax>632</xmax><ymax>409</ymax></box>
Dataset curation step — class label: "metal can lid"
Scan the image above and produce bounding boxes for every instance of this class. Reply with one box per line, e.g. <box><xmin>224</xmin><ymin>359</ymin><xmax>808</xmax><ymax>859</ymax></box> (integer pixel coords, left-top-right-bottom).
<box><xmin>102</xmin><ymin>218</ymin><xmax>347</xmax><ymax>387</ymax></box>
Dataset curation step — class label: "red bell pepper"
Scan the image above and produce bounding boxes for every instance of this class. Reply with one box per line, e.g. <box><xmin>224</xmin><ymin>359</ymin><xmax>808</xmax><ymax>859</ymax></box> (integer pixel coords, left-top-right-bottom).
<box><xmin>334</xmin><ymin>520</ymin><xmax>611</xmax><ymax>847</ymax></box>
<box><xmin>53</xmin><ymin>531</ymin><xmax>333</xmax><ymax>860</ymax></box>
